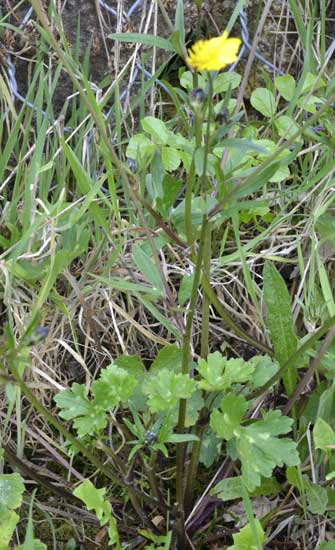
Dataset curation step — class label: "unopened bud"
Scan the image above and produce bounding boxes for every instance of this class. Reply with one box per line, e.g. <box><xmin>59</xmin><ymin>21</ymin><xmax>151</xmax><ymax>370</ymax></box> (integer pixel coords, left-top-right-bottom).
<box><xmin>190</xmin><ymin>87</ymin><xmax>206</xmax><ymax>108</ymax></box>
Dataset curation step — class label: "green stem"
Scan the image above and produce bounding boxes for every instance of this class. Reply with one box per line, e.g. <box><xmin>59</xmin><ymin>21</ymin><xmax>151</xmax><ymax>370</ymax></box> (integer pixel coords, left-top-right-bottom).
<box><xmin>199</xmin><ymin>72</ymin><xmax>213</xmax><ymax>195</ymax></box>
<box><xmin>200</xmin><ymin>225</ymin><xmax>211</xmax><ymax>357</ymax></box>
<box><xmin>184</xmin><ymin>224</ymin><xmax>211</xmax><ymax>511</ymax></box>
<box><xmin>175</xmin><ymin>216</ymin><xmax>208</xmax><ymax>549</ymax></box>
<box><xmin>185</xmin><ymin>158</ymin><xmax>196</xmax><ymax>247</ymax></box>
<box><xmin>181</xmin><ymin>73</ymin><xmax>214</xmax><ymax>518</ymax></box>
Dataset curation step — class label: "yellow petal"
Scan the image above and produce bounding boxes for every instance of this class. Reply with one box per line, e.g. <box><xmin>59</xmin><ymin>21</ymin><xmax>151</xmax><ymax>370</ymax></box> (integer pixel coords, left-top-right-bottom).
<box><xmin>186</xmin><ymin>32</ymin><xmax>241</xmax><ymax>72</ymax></box>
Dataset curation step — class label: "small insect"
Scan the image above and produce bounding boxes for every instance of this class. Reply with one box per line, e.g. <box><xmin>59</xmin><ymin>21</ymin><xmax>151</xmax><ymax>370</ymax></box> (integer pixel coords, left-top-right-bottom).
<box><xmin>144</xmin><ymin>431</ymin><xmax>158</xmax><ymax>446</ymax></box>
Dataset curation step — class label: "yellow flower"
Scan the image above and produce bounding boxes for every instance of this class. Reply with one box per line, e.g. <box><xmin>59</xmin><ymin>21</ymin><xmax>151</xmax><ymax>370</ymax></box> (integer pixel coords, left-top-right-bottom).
<box><xmin>186</xmin><ymin>31</ymin><xmax>241</xmax><ymax>72</ymax></box>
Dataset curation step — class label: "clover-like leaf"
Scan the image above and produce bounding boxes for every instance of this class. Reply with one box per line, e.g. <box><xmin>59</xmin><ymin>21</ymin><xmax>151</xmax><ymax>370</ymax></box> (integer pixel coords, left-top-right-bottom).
<box><xmin>92</xmin><ymin>364</ymin><xmax>137</xmax><ymax>409</ymax></box>
<box><xmin>143</xmin><ymin>369</ymin><xmax>196</xmax><ymax>413</ymax></box>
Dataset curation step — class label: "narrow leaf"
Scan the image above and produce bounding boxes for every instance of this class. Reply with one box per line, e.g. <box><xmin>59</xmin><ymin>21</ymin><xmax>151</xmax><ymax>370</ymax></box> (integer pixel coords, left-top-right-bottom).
<box><xmin>109</xmin><ymin>32</ymin><xmax>175</xmax><ymax>52</ymax></box>
<box><xmin>263</xmin><ymin>261</ymin><xmax>298</xmax><ymax>395</ymax></box>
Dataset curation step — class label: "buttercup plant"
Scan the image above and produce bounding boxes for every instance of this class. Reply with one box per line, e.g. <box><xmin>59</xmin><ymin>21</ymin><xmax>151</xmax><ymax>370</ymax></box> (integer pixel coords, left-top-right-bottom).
<box><xmin>2</xmin><ymin>0</ymin><xmax>335</xmax><ymax>548</ymax></box>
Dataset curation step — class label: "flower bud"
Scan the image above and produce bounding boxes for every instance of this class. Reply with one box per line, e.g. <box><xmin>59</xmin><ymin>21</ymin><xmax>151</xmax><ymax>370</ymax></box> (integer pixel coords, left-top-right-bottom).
<box><xmin>190</xmin><ymin>87</ymin><xmax>206</xmax><ymax>107</ymax></box>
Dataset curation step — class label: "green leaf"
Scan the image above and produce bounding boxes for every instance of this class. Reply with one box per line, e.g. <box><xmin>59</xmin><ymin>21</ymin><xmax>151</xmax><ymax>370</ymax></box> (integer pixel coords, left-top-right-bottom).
<box><xmin>74</xmin><ymin>480</ymin><xmax>121</xmax><ymax>548</ymax></box>
<box><xmin>313</xmin><ymin>418</ymin><xmax>335</xmax><ymax>450</ymax></box>
<box><xmin>316</xmin><ymin>213</ymin><xmax>335</xmax><ymax>252</ymax></box>
<box><xmin>199</xmin><ymin>427</ymin><xmax>222</xmax><ymax>467</ymax></box>
<box><xmin>143</xmin><ymin>369</ymin><xmax>196</xmax><ymax>413</ymax></box>
<box><xmin>197</xmin><ymin>352</ymin><xmax>255</xmax><ymax>392</ymax></box>
<box><xmin>304</xmin><ymin>476</ymin><xmax>328</xmax><ymax>514</ymax></box>
<box><xmin>161</xmin><ymin>146</ymin><xmax>181</xmax><ymax>171</ymax></box>
<box><xmin>170</xmin><ymin>390</ymin><xmax>204</xmax><ymax>427</ymax></box>
<box><xmin>263</xmin><ymin>261</ymin><xmax>298</xmax><ymax>396</ymax></box>
<box><xmin>157</xmin><ymin>174</ymin><xmax>182</xmax><ymax>216</ymax></box>
<box><xmin>132</xmin><ymin>244</ymin><xmax>165</xmax><ymax>296</ymax></box>
<box><xmin>93</xmin><ymin>275</ymin><xmax>162</xmax><ymax>297</ymax></box>
<box><xmin>17</xmin><ymin>540</ymin><xmax>47</xmax><ymax>550</ymax></box>
<box><xmin>228</xmin><ymin>520</ymin><xmax>265</xmax><ymax>550</ymax></box>
<box><xmin>109</xmin><ymin>32</ymin><xmax>175</xmax><ymax>52</ymax></box>
<box><xmin>0</xmin><ymin>505</ymin><xmax>19</xmax><ymax>550</ymax></box>
<box><xmin>54</xmin><ymin>383</ymin><xmax>107</xmax><ymax>437</ymax></box>
<box><xmin>0</xmin><ymin>473</ymin><xmax>24</xmax><ymax>509</ymax></box>
<box><xmin>320</xmin><ymin>543</ymin><xmax>335</xmax><ymax>550</ymax></box>
<box><xmin>249</xmin><ymin>356</ymin><xmax>279</xmax><ymax>387</ymax></box>
<box><xmin>213</xmin><ymin>72</ymin><xmax>241</xmax><ymax>93</ymax></box>
<box><xmin>92</xmin><ymin>364</ymin><xmax>137</xmax><ymax>409</ymax></box>
<box><xmin>250</xmin><ymin>88</ymin><xmax>276</xmax><ymax>117</ymax></box>
<box><xmin>275</xmin><ymin>74</ymin><xmax>296</xmax><ymax>101</ymax></box>
<box><xmin>237</xmin><ymin>410</ymin><xmax>300</xmax><ymax>491</ymax></box>
<box><xmin>210</xmin><ymin>394</ymin><xmax>248</xmax><ymax>440</ymax></box>
<box><xmin>126</xmin><ymin>134</ymin><xmax>155</xmax><ymax>163</ymax></box>
<box><xmin>286</xmin><ymin>466</ymin><xmax>302</xmax><ymax>489</ymax></box>
<box><xmin>211</xmin><ymin>475</ymin><xmax>281</xmax><ymax>501</ymax></box>
<box><xmin>180</xmin><ymin>70</ymin><xmax>204</xmax><ymax>91</ymax></box>
<box><xmin>178</xmin><ymin>273</ymin><xmax>195</xmax><ymax>306</ymax></box>
<box><xmin>174</xmin><ymin>0</ymin><xmax>185</xmax><ymax>49</ymax></box>
<box><xmin>141</xmin><ymin>116</ymin><xmax>170</xmax><ymax>145</ymax></box>
<box><xmin>73</xmin><ymin>480</ymin><xmax>111</xmax><ymax>525</ymax></box>
<box><xmin>301</xmin><ymin>72</ymin><xmax>325</xmax><ymax>94</ymax></box>
<box><xmin>150</xmin><ymin>344</ymin><xmax>183</xmax><ymax>373</ymax></box>
<box><xmin>211</xmin><ymin>476</ymin><xmax>244</xmax><ymax>501</ymax></box>
<box><xmin>164</xmin><ymin>433</ymin><xmax>200</xmax><ymax>444</ymax></box>
<box><xmin>274</xmin><ymin>115</ymin><xmax>301</xmax><ymax>140</ymax></box>
<box><xmin>114</xmin><ymin>355</ymin><xmax>147</xmax><ymax>411</ymax></box>
<box><xmin>54</xmin><ymin>383</ymin><xmax>92</xmax><ymax>420</ymax></box>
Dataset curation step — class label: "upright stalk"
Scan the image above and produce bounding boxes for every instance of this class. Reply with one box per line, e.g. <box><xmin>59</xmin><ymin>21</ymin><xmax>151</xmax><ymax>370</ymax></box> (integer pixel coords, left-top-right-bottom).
<box><xmin>175</xmin><ymin>216</ymin><xmax>208</xmax><ymax>549</ymax></box>
<box><xmin>176</xmin><ymin>71</ymin><xmax>215</xmax><ymax>547</ymax></box>
<box><xmin>184</xmin><ymin>223</ymin><xmax>211</xmax><ymax>511</ymax></box>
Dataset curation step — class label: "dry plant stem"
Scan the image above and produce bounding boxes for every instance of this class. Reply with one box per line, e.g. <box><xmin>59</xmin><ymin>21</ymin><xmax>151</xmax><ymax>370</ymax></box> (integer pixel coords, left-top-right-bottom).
<box><xmin>3</xmin><ymin>444</ymin><xmax>79</xmax><ymax>503</ymax></box>
<box><xmin>147</xmin><ymin>450</ymin><xmax>161</xmax><ymax>501</ymax></box>
<box><xmin>282</xmin><ymin>325</ymin><xmax>335</xmax><ymax>416</ymax></box>
<box><xmin>201</xmin><ymin>275</ymin><xmax>272</xmax><ymax>355</ymax></box>
<box><xmin>175</xmin><ymin>216</ymin><xmax>208</xmax><ymax>549</ymax></box>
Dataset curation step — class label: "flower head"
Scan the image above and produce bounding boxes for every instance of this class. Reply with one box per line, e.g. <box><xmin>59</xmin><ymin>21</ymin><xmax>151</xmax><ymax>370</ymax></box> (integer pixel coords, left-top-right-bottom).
<box><xmin>186</xmin><ymin>31</ymin><xmax>241</xmax><ymax>72</ymax></box>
